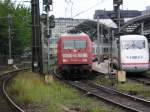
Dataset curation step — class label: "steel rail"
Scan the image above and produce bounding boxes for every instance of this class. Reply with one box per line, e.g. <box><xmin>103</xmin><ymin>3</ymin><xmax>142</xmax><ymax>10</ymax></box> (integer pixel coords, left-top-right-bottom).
<box><xmin>54</xmin><ymin>68</ymin><xmax>150</xmax><ymax>112</ymax></box>
<box><xmin>1</xmin><ymin>68</ymin><xmax>30</xmax><ymax>112</ymax></box>
<box><xmin>129</xmin><ymin>75</ymin><xmax>150</xmax><ymax>85</ymax></box>
<box><xmin>67</xmin><ymin>81</ymin><xmax>150</xmax><ymax>112</ymax></box>
<box><xmin>87</xmin><ymin>81</ymin><xmax>150</xmax><ymax>104</ymax></box>
<box><xmin>53</xmin><ymin>69</ymin><xmax>136</xmax><ymax>112</ymax></box>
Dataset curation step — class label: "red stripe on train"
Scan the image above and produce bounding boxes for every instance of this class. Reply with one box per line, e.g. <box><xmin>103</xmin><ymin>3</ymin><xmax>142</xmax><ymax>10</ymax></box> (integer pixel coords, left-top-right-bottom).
<box><xmin>122</xmin><ymin>63</ymin><xmax>149</xmax><ymax>65</ymax></box>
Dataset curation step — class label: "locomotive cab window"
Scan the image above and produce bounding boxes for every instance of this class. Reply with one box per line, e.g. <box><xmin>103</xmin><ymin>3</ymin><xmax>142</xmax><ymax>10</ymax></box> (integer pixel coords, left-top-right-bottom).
<box><xmin>122</xmin><ymin>40</ymin><xmax>145</xmax><ymax>49</ymax></box>
<box><xmin>63</xmin><ymin>40</ymin><xmax>87</xmax><ymax>49</ymax></box>
<box><xmin>63</xmin><ymin>40</ymin><xmax>74</xmax><ymax>49</ymax></box>
<box><xmin>75</xmin><ymin>40</ymin><xmax>86</xmax><ymax>49</ymax></box>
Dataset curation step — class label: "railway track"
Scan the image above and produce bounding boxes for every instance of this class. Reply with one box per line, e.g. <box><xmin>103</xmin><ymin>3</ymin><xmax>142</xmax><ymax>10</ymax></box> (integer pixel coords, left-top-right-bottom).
<box><xmin>54</xmin><ymin>68</ymin><xmax>150</xmax><ymax>112</ymax></box>
<box><xmin>0</xmin><ymin>68</ymin><xmax>29</xmax><ymax>112</ymax></box>
<box><xmin>129</xmin><ymin>75</ymin><xmax>150</xmax><ymax>85</ymax></box>
<box><xmin>67</xmin><ymin>80</ymin><xmax>150</xmax><ymax>112</ymax></box>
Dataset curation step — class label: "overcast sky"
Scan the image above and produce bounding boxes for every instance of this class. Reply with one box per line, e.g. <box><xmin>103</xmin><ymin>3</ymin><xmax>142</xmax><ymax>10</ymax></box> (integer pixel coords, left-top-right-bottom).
<box><xmin>13</xmin><ymin>0</ymin><xmax>150</xmax><ymax>19</ymax></box>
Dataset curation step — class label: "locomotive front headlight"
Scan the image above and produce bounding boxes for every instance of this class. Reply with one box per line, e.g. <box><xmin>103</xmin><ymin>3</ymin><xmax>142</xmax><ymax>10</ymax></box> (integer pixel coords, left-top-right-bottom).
<box><xmin>63</xmin><ymin>59</ymin><xmax>68</xmax><ymax>62</ymax></box>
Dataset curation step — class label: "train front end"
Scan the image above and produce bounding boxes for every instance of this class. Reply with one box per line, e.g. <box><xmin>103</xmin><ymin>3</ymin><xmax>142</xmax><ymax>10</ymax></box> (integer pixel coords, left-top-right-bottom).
<box><xmin>120</xmin><ymin>35</ymin><xmax>149</xmax><ymax>72</ymax></box>
<box><xmin>57</xmin><ymin>33</ymin><xmax>92</xmax><ymax>75</ymax></box>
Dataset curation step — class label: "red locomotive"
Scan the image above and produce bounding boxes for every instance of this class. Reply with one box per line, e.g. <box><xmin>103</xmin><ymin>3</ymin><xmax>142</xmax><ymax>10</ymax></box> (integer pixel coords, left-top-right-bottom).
<box><xmin>57</xmin><ymin>33</ymin><xmax>92</xmax><ymax>78</ymax></box>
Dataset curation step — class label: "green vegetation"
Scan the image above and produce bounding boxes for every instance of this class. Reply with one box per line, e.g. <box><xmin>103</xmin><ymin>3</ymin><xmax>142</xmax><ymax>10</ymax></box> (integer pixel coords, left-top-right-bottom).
<box><xmin>146</xmin><ymin>70</ymin><xmax>150</xmax><ymax>74</ymax></box>
<box><xmin>115</xmin><ymin>81</ymin><xmax>150</xmax><ymax>97</ymax></box>
<box><xmin>0</xmin><ymin>0</ymin><xmax>31</xmax><ymax>55</ymax></box>
<box><xmin>94</xmin><ymin>75</ymin><xmax>116</xmax><ymax>86</ymax></box>
<box><xmin>144</xmin><ymin>70</ymin><xmax>150</xmax><ymax>78</ymax></box>
<box><xmin>7</xmin><ymin>71</ymin><xmax>122</xmax><ymax>112</ymax></box>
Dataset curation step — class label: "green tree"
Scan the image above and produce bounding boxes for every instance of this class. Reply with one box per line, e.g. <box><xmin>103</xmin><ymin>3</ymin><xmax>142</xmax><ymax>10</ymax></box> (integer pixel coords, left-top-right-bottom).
<box><xmin>0</xmin><ymin>0</ymin><xmax>31</xmax><ymax>56</ymax></box>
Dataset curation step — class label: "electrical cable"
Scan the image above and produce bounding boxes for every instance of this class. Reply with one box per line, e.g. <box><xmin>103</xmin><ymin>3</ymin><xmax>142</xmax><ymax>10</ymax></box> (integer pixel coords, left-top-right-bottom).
<box><xmin>73</xmin><ymin>0</ymin><xmax>110</xmax><ymax>18</ymax></box>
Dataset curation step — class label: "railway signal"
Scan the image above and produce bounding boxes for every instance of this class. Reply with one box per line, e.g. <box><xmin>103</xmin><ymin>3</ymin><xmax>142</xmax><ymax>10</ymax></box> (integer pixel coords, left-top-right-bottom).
<box><xmin>40</xmin><ymin>14</ymin><xmax>55</xmax><ymax>38</ymax></box>
<box><xmin>49</xmin><ymin>15</ymin><xmax>55</xmax><ymax>28</ymax></box>
<box><xmin>40</xmin><ymin>14</ymin><xmax>47</xmax><ymax>24</ymax></box>
<box><xmin>113</xmin><ymin>0</ymin><xmax>123</xmax><ymax>7</ymax></box>
<box><xmin>41</xmin><ymin>0</ymin><xmax>54</xmax><ymax>73</ymax></box>
<box><xmin>112</xmin><ymin>0</ymin><xmax>124</xmax><ymax>31</ymax></box>
<box><xmin>43</xmin><ymin>0</ymin><xmax>52</xmax><ymax>5</ymax></box>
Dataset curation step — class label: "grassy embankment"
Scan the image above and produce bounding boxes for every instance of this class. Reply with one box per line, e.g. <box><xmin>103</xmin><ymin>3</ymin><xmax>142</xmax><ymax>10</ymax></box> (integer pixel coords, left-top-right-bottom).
<box><xmin>7</xmin><ymin>71</ymin><xmax>122</xmax><ymax>112</ymax></box>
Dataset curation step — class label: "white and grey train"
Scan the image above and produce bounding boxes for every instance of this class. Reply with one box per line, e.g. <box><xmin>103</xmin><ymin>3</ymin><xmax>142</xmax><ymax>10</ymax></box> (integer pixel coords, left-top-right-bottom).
<box><xmin>113</xmin><ymin>35</ymin><xmax>149</xmax><ymax>72</ymax></box>
<box><xmin>93</xmin><ymin>35</ymin><xmax>150</xmax><ymax>72</ymax></box>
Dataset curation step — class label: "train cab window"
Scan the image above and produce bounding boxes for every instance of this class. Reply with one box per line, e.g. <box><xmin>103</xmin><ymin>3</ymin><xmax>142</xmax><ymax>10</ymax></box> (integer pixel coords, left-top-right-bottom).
<box><xmin>122</xmin><ymin>40</ymin><xmax>145</xmax><ymax>49</ymax></box>
<box><xmin>63</xmin><ymin>40</ymin><xmax>74</xmax><ymax>49</ymax></box>
<box><xmin>63</xmin><ymin>40</ymin><xmax>87</xmax><ymax>49</ymax></box>
<box><xmin>75</xmin><ymin>40</ymin><xmax>86</xmax><ymax>49</ymax></box>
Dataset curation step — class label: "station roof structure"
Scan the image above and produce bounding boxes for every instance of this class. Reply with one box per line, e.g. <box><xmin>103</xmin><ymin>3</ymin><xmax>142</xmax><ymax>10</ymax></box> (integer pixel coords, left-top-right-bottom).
<box><xmin>120</xmin><ymin>14</ymin><xmax>150</xmax><ymax>40</ymax></box>
<box><xmin>73</xmin><ymin>19</ymin><xmax>116</xmax><ymax>41</ymax></box>
<box><xmin>73</xmin><ymin>14</ymin><xmax>150</xmax><ymax>41</ymax></box>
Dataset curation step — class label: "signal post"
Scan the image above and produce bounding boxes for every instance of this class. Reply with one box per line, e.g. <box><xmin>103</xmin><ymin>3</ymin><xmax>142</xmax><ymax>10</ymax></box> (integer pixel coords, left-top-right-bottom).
<box><xmin>42</xmin><ymin>0</ymin><xmax>55</xmax><ymax>74</ymax></box>
<box><xmin>113</xmin><ymin>0</ymin><xmax>126</xmax><ymax>82</ymax></box>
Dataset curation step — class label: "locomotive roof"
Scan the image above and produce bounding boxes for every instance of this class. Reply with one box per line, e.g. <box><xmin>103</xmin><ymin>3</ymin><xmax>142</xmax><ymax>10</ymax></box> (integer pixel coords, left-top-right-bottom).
<box><xmin>61</xmin><ymin>33</ymin><xmax>88</xmax><ymax>37</ymax></box>
<box><xmin>120</xmin><ymin>35</ymin><xmax>146</xmax><ymax>40</ymax></box>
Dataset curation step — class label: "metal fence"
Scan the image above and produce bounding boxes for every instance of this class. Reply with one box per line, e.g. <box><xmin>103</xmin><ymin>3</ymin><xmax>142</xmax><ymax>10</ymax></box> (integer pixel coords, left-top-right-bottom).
<box><xmin>0</xmin><ymin>55</ymin><xmax>31</xmax><ymax>68</ymax></box>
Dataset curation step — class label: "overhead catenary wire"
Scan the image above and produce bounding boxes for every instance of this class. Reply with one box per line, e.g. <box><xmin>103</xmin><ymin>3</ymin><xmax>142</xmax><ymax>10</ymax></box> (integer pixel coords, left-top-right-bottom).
<box><xmin>73</xmin><ymin>0</ymin><xmax>110</xmax><ymax>18</ymax></box>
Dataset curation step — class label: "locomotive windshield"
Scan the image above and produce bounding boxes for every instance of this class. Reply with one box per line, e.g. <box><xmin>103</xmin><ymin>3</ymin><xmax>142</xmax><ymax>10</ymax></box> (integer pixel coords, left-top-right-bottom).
<box><xmin>122</xmin><ymin>40</ymin><xmax>145</xmax><ymax>49</ymax></box>
<box><xmin>63</xmin><ymin>40</ymin><xmax>87</xmax><ymax>49</ymax></box>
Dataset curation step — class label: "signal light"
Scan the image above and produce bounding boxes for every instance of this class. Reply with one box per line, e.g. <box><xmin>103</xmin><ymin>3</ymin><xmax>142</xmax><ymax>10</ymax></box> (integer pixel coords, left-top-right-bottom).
<box><xmin>113</xmin><ymin>0</ymin><xmax>123</xmax><ymax>5</ymax></box>
<box><xmin>43</xmin><ymin>0</ymin><xmax>52</xmax><ymax>5</ymax></box>
<box><xmin>40</xmin><ymin>14</ymin><xmax>47</xmax><ymax>24</ymax></box>
<box><xmin>49</xmin><ymin>15</ymin><xmax>55</xmax><ymax>28</ymax></box>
